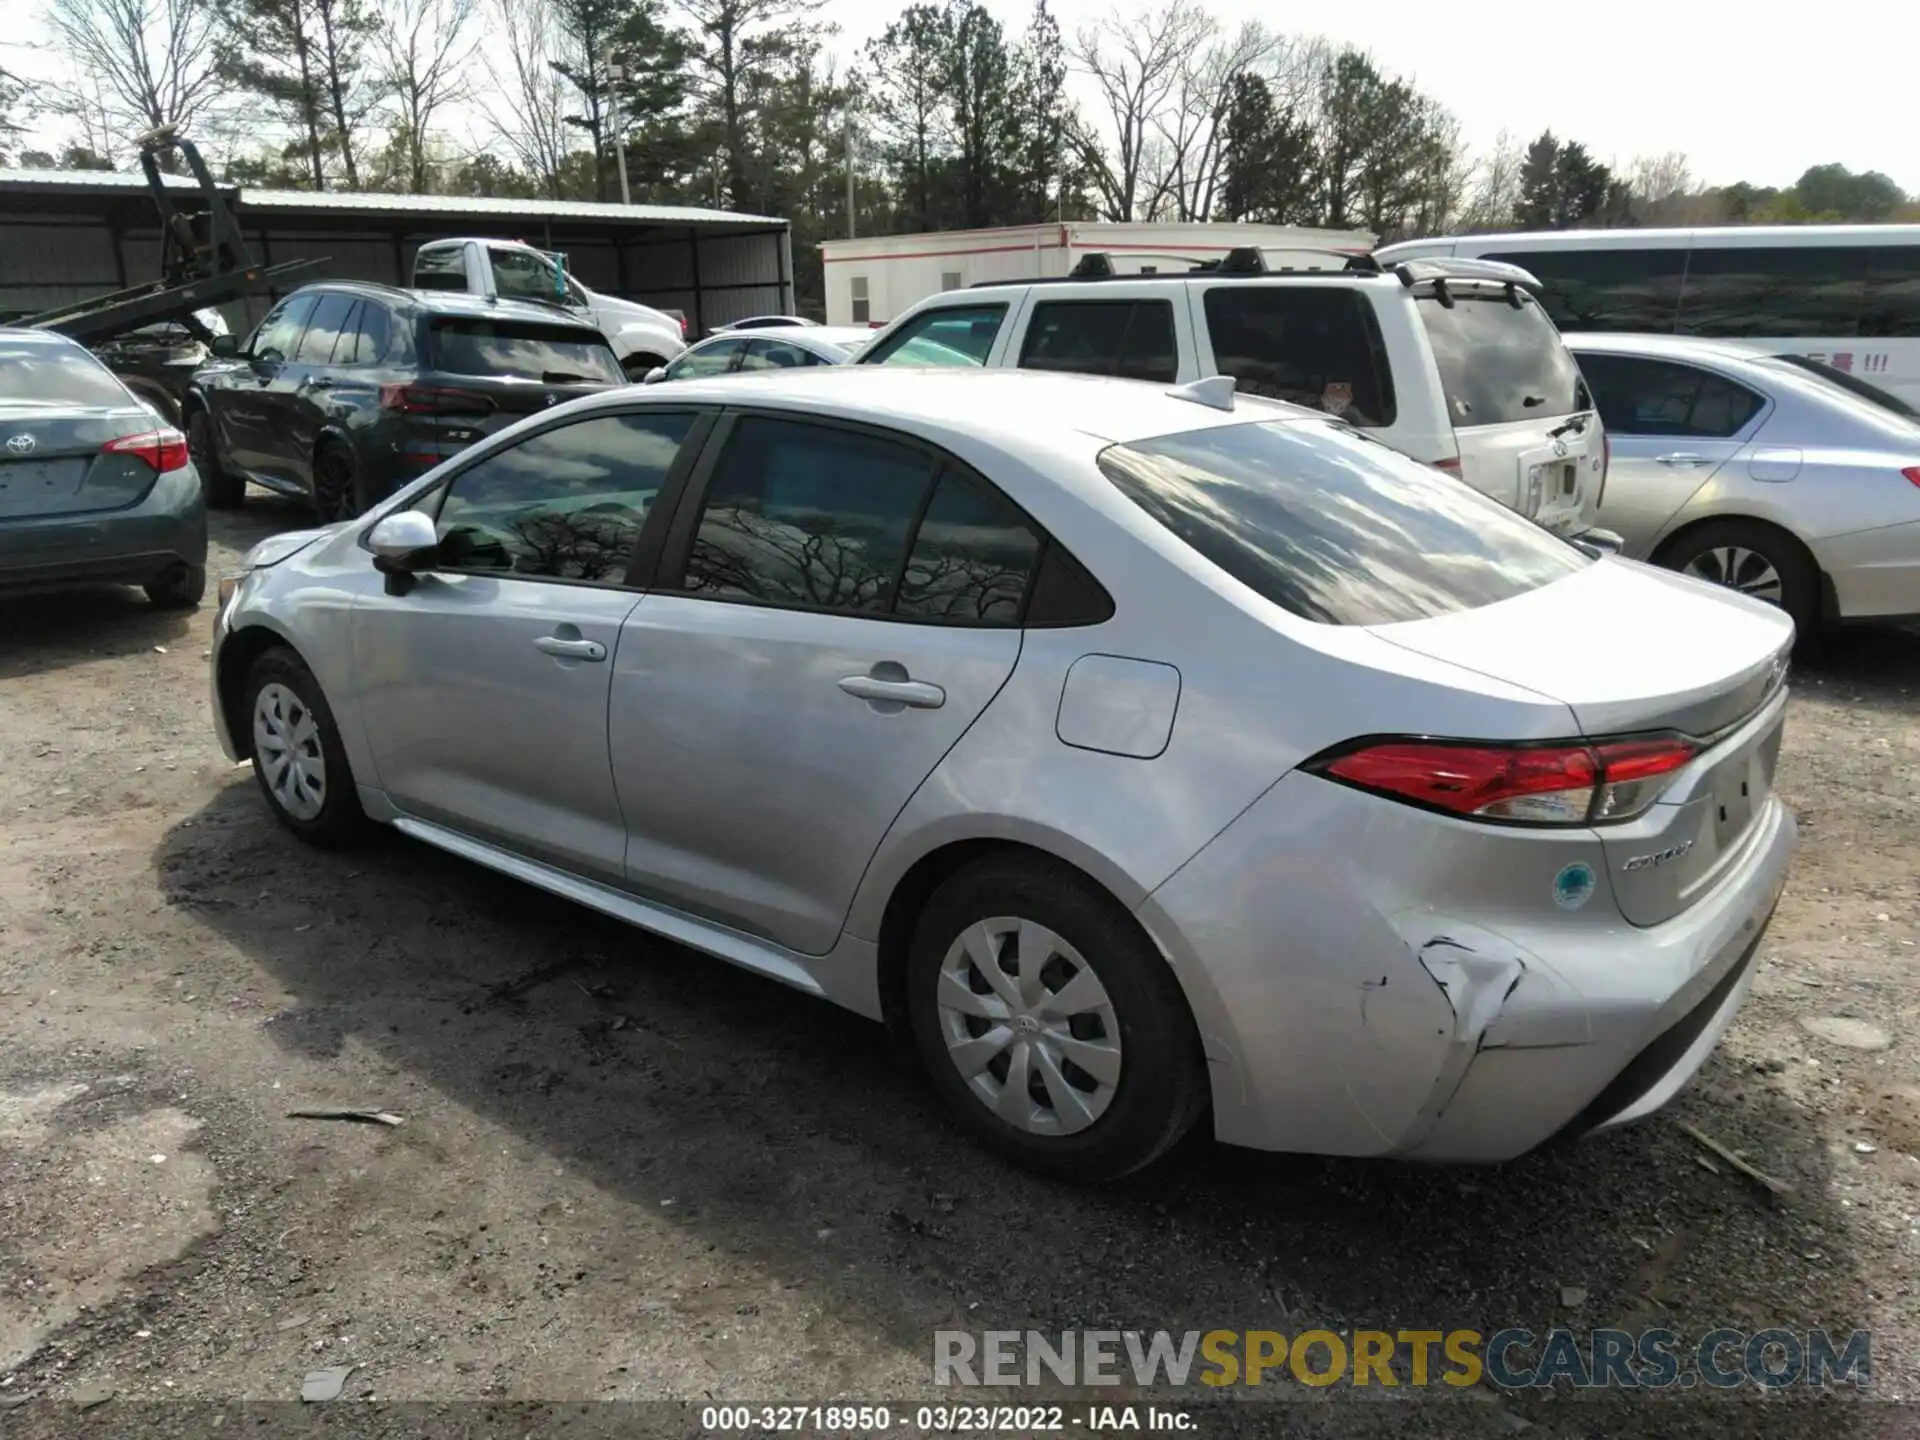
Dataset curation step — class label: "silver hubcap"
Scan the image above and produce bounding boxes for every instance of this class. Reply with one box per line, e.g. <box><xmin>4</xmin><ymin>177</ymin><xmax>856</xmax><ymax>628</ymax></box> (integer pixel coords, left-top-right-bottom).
<box><xmin>1684</xmin><ymin>546</ymin><xmax>1782</xmax><ymax>605</ymax></box>
<box><xmin>252</xmin><ymin>682</ymin><xmax>327</xmax><ymax>821</ymax></box>
<box><xmin>936</xmin><ymin>917</ymin><xmax>1122</xmax><ymax>1137</ymax></box>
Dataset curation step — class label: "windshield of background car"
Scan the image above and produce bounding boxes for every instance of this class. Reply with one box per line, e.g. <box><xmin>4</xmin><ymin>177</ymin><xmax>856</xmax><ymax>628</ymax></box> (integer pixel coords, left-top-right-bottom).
<box><xmin>0</xmin><ymin>340</ymin><xmax>136</xmax><ymax>407</ymax></box>
<box><xmin>429</xmin><ymin>319</ymin><xmax>623</xmax><ymax>383</ymax></box>
<box><xmin>1417</xmin><ymin>289</ymin><xmax>1589</xmax><ymax>426</ymax></box>
<box><xmin>861</xmin><ymin>305</ymin><xmax>1005</xmax><ymax>367</ymax></box>
<box><xmin>1098</xmin><ymin>419</ymin><xmax>1590</xmax><ymax>626</ymax></box>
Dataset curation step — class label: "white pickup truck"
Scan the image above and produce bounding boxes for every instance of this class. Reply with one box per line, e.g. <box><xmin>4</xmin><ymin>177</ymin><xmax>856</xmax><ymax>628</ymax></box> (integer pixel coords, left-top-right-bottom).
<box><xmin>411</xmin><ymin>237</ymin><xmax>687</xmax><ymax>381</ymax></box>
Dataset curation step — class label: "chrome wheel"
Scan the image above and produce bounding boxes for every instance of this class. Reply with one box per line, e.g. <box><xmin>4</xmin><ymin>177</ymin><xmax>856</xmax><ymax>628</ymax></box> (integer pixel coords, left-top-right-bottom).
<box><xmin>252</xmin><ymin>682</ymin><xmax>327</xmax><ymax>821</ymax></box>
<box><xmin>935</xmin><ymin>917</ymin><xmax>1122</xmax><ymax>1136</ymax></box>
<box><xmin>1683</xmin><ymin>545</ymin><xmax>1782</xmax><ymax>605</ymax></box>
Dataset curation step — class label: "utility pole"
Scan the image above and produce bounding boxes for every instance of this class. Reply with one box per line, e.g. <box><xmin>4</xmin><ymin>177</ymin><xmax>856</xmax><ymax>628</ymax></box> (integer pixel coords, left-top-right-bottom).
<box><xmin>606</xmin><ymin>54</ymin><xmax>632</xmax><ymax>206</ymax></box>
<box><xmin>845</xmin><ymin>110</ymin><xmax>857</xmax><ymax>239</ymax></box>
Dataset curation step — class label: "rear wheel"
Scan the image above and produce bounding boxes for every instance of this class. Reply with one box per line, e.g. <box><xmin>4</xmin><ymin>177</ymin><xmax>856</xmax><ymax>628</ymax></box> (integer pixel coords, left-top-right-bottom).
<box><xmin>243</xmin><ymin>647</ymin><xmax>365</xmax><ymax>846</ymax></box>
<box><xmin>187</xmin><ymin>407</ymin><xmax>244</xmax><ymax>510</ymax></box>
<box><xmin>1657</xmin><ymin>519</ymin><xmax>1820</xmax><ymax>641</ymax></box>
<box><xmin>144</xmin><ymin>563</ymin><xmax>206</xmax><ymax>610</ymax></box>
<box><xmin>311</xmin><ymin>441</ymin><xmax>373</xmax><ymax>523</ymax></box>
<box><xmin>906</xmin><ymin>855</ymin><xmax>1207</xmax><ymax>1182</ymax></box>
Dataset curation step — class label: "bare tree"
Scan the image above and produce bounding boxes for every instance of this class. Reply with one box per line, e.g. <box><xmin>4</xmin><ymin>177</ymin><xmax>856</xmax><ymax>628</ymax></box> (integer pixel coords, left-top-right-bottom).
<box><xmin>374</xmin><ymin>0</ymin><xmax>474</xmax><ymax>191</ymax></box>
<box><xmin>43</xmin><ymin>0</ymin><xmax>226</xmax><ymax>157</ymax></box>
<box><xmin>1457</xmin><ymin>127</ymin><xmax>1522</xmax><ymax>233</ymax></box>
<box><xmin>489</xmin><ymin>0</ymin><xmax>570</xmax><ymax>196</ymax></box>
<box><xmin>1067</xmin><ymin>0</ymin><xmax>1212</xmax><ymax>222</ymax></box>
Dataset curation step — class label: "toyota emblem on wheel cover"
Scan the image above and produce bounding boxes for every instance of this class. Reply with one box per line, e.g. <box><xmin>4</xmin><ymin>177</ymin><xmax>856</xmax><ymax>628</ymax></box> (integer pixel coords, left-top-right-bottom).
<box><xmin>5</xmin><ymin>434</ymin><xmax>35</xmax><ymax>455</ymax></box>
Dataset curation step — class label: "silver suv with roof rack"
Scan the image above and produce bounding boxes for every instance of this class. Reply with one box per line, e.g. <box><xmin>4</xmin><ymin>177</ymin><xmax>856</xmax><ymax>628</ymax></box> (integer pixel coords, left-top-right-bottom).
<box><xmin>857</xmin><ymin>247</ymin><xmax>1617</xmax><ymax>547</ymax></box>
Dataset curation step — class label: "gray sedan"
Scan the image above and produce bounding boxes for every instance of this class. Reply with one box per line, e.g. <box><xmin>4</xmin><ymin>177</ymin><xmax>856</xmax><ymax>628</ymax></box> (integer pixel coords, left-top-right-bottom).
<box><xmin>1572</xmin><ymin>333</ymin><xmax>1920</xmax><ymax>633</ymax></box>
<box><xmin>0</xmin><ymin>328</ymin><xmax>207</xmax><ymax>608</ymax></box>
<box><xmin>209</xmin><ymin>369</ymin><xmax>1794</xmax><ymax>1180</ymax></box>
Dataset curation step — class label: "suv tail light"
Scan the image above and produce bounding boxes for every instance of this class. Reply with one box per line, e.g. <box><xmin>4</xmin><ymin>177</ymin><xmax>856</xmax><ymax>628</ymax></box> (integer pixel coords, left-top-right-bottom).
<box><xmin>1902</xmin><ymin>465</ymin><xmax>1920</xmax><ymax>488</ymax></box>
<box><xmin>104</xmin><ymin>427</ymin><xmax>189</xmax><ymax>473</ymax></box>
<box><xmin>1433</xmin><ymin>457</ymin><xmax>1463</xmax><ymax>478</ymax></box>
<box><xmin>1312</xmin><ymin>735</ymin><xmax>1698</xmax><ymax>826</ymax></box>
<box><xmin>380</xmin><ymin>383</ymin><xmax>496</xmax><ymax>416</ymax></box>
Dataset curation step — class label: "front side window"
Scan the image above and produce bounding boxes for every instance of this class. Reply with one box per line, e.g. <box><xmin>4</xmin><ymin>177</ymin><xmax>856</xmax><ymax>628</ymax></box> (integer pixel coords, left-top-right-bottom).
<box><xmin>293</xmin><ymin>293</ymin><xmax>357</xmax><ymax>364</ymax></box>
<box><xmin>1676</xmin><ymin>246</ymin><xmax>1870</xmax><ymax>339</ymax></box>
<box><xmin>1498</xmin><ymin>249</ymin><xmax>1687</xmax><ymax>333</ymax></box>
<box><xmin>250</xmin><ymin>293</ymin><xmax>318</xmax><ymax>363</ymax></box>
<box><xmin>433</xmin><ymin>412</ymin><xmax>696</xmax><ymax>582</ymax></box>
<box><xmin>413</xmin><ymin>245</ymin><xmax>470</xmax><ymax>291</ymax></box>
<box><xmin>1417</xmin><ymin>290</ymin><xmax>1589</xmax><ymax>427</ymax></box>
<box><xmin>1099</xmin><ymin>419</ymin><xmax>1588</xmax><ymax>626</ymax></box>
<box><xmin>1019</xmin><ymin>300</ymin><xmax>1178</xmax><ymax>384</ymax></box>
<box><xmin>428</xmin><ymin>318</ymin><xmax>622</xmax><ymax>384</ymax></box>
<box><xmin>862</xmin><ymin>304</ymin><xmax>1006</xmax><ymax>368</ymax></box>
<box><xmin>1577</xmin><ymin>354</ymin><xmax>1764</xmax><ymax>438</ymax></box>
<box><xmin>1201</xmin><ymin>287</ymin><xmax>1395</xmax><ymax>426</ymax></box>
<box><xmin>667</xmin><ymin>337</ymin><xmax>746</xmax><ymax>379</ymax></box>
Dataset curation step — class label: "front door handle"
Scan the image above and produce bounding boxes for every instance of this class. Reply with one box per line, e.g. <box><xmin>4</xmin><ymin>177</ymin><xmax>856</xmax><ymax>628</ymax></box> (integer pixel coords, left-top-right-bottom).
<box><xmin>534</xmin><ymin>635</ymin><xmax>607</xmax><ymax>662</ymax></box>
<box><xmin>304</xmin><ymin>375</ymin><xmax>336</xmax><ymax>391</ymax></box>
<box><xmin>1657</xmin><ymin>452</ymin><xmax>1710</xmax><ymax>468</ymax></box>
<box><xmin>838</xmin><ymin>674</ymin><xmax>945</xmax><ymax>709</ymax></box>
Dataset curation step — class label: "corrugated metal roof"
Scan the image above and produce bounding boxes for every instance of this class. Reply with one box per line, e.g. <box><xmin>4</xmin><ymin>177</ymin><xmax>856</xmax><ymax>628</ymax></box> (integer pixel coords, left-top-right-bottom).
<box><xmin>0</xmin><ymin>167</ymin><xmax>204</xmax><ymax>190</ymax></box>
<box><xmin>239</xmin><ymin>188</ymin><xmax>783</xmax><ymax>229</ymax></box>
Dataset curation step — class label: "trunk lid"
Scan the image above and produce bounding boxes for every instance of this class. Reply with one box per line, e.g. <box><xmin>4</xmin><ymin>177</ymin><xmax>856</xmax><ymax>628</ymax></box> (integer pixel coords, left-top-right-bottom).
<box><xmin>1373</xmin><ymin>556</ymin><xmax>1795</xmax><ymax>926</ymax></box>
<box><xmin>0</xmin><ymin>404</ymin><xmax>164</xmax><ymax>520</ymax></box>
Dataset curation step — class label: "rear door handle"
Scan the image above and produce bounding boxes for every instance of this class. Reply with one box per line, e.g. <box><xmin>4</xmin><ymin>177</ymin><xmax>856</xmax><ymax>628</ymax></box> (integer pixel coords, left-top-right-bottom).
<box><xmin>1657</xmin><ymin>452</ymin><xmax>1710</xmax><ymax>468</ymax></box>
<box><xmin>838</xmin><ymin>675</ymin><xmax>945</xmax><ymax>709</ymax></box>
<box><xmin>534</xmin><ymin>635</ymin><xmax>607</xmax><ymax>662</ymax></box>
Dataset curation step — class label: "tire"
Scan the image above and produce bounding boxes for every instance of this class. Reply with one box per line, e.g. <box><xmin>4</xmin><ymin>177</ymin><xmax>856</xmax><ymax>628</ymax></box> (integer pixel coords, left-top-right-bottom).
<box><xmin>242</xmin><ymin>647</ymin><xmax>365</xmax><ymax>847</ymax></box>
<box><xmin>622</xmin><ymin>354</ymin><xmax>665</xmax><ymax>383</ymax></box>
<box><xmin>1656</xmin><ymin>519</ymin><xmax>1821</xmax><ymax>642</ymax></box>
<box><xmin>310</xmin><ymin>441</ymin><xmax>373</xmax><ymax>523</ymax></box>
<box><xmin>144</xmin><ymin>563</ymin><xmax>206</xmax><ymax>610</ymax></box>
<box><xmin>187</xmin><ymin>407</ymin><xmax>244</xmax><ymax>510</ymax></box>
<box><xmin>905</xmin><ymin>854</ymin><xmax>1207</xmax><ymax>1182</ymax></box>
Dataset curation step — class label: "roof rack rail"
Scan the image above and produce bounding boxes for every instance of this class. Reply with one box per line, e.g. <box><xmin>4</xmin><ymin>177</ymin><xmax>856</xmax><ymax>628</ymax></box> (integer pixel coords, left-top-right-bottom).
<box><xmin>962</xmin><ymin>245</ymin><xmax>1397</xmax><ymax>290</ymax></box>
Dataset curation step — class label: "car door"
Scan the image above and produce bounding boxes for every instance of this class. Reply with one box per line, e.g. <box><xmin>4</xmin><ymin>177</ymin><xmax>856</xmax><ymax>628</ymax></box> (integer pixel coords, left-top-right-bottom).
<box><xmin>277</xmin><ymin>291</ymin><xmax>359</xmax><ymax>491</ymax></box>
<box><xmin>1578</xmin><ymin>352</ymin><xmax>1767</xmax><ymax>555</ymax></box>
<box><xmin>351</xmin><ymin>407</ymin><xmax>706</xmax><ymax>882</ymax></box>
<box><xmin>609</xmin><ymin>414</ymin><xmax>1043</xmax><ymax>955</ymax></box>
<box><xmin>217</xmin><ymin>293</ymin><xmax>317</xmax><ymax>481</ymax></box>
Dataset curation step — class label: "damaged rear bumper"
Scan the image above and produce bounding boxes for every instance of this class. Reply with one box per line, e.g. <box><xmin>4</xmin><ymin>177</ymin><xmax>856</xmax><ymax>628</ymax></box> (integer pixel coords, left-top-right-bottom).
<box><xmin>1136</xmin><ymin>770</ymin><xmax>1796</xmax><ymax>1163</ymax></box>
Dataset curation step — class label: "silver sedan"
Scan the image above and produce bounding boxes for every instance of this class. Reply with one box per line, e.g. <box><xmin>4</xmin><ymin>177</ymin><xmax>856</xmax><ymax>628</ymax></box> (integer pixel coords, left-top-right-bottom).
<box><xmin>1571</xmin><ymin>333</ymin><xmax>1920</xmax><ymax>633</ymax></box>
<box><xmin>209</xmin><ymin>369</ymin><xmax>1795</xmax><ymax>1180</ymax></box>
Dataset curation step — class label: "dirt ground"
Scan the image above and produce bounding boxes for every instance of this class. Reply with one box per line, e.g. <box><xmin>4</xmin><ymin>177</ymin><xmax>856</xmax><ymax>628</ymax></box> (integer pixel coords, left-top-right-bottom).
<box><xmin>2</xmin><ymin>499</ymin><xmax>1919</xmax><ymax>1438</ymax></box>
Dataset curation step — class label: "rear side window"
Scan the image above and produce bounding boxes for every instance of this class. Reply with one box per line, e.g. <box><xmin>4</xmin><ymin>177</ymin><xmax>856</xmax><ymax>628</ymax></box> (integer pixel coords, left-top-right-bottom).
<box><xmin>1201</xmin><ymin>288</ymin><xmax>1395</xmax><ymax>426</ymax></box>
<box><xmin>412</xmin><ymin>245</ymin><xmax>468</xmax><ymax>291</ymax></box>
<box><xmin>668</xmin><ymin>337</ymin><xmax>746</xmax><ymax>379</ymax></box>
<box><xmin>1577</xmin><ymin>354</ymin><xmax>1764</xmax><ymax>438</ymax></box>
<box><xmin>1498</xmin><ymin>249</ymin><xmax>1686</xmax><ymax>332</ymax></box>
<box><xmin>343</xmin><ymin>302</ymin><xmax>392</xmax><ymax>366</ymax></box>
<box><xmin>739</xmin><ymin>338</ymin><xmax>815</xmax><ymax>371</ymax></box>
<box><xmin>1677</xmin><ymin>246</ymin><xmax>1870</xmax><ymax>338</ymax></box>
<box><xmin>894</xmin><ymin>468</ymin><xmax>1043</xmax><ymax>624</ymax></box>
<box><xmin>294</xmin><ymin>293</ymin><xmax>356</xmax><ymax>364</ymax></box>
<box><xmin>863</xmin><ymin>305</ymin><xmax>1006</xmax><ymax>367</ymax></box>
<box><xmin>0</xmin><ymin>339</ymin><xmax>133</xmax><ymax>407</ymax></box>
<box><xmin>1019</xmin><ymin>300</ymin><xmax>1178</xmax><ymax>383</ymax></box>
<box><xmin>429</xmin><ymin>319</ymin><xmax>623</xmax><ymax>384</ymax></box>
<box><xmin>1418</xmin><ymin>291</ymin><xmax>1588</xmax><ymax>426</ymax></box>
<box><xmin>1098</xmin><ymin>420</ymin><xmax>1588</xmax><ymax>626</ymax></box>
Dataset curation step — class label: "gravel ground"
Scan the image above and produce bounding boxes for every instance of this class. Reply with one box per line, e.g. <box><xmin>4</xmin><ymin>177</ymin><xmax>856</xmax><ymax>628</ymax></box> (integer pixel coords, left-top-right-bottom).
<box><xmin>1</xmin><ymin>499</ymin><xmax>1918</xmax><ymax>1438</ymax></box>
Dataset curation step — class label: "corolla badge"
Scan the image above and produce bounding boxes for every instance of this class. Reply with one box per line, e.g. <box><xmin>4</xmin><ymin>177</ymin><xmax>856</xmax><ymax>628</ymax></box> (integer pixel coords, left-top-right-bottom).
<box><xmin>5</xmin><ymin>433</ymin><xmax>35</xmax><ymax>455</ymax></box>
<box><xmin>1622</xmin><ymin>839</ymin><xmax>1695</xmax><ymax>873</ymax></box>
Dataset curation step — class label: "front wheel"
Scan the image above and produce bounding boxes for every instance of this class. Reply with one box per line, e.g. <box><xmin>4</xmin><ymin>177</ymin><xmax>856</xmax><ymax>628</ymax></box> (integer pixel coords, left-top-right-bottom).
<box><xmin>243</xmin><ymin>648</ymin><xmax>365</xmax><ymax>846</ymax></box>
<box><xmin>906</xmin><ymin>855</ymin><xmax>1207</xmax><ymax>1182</ymax></box>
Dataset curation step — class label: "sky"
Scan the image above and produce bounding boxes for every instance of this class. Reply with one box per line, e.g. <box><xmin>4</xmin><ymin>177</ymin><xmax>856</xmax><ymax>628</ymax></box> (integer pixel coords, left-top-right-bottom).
<box><xmin>5</xmin><ymin>0</ymin><xmax>1914</xmax><ymax>194</ymax></box>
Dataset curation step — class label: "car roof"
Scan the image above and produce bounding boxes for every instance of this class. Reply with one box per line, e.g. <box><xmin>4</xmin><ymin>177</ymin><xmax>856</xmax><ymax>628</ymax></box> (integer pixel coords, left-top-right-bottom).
<box><xmin>0</xmin><ymin>327</ymin><xmax>86</xmax><ymax>349</ymax></box>
<box><xmin>613</xmin><ymin>366</ymin><xmax>1317</xmax><ymax>444</ymax></box>
<box><xmin>1564</xmin><ymin>333</ymin><xmax>1778</xmax><ymax>366</ymax></box>
<box><xmin>289</xmin><ymin>281</ymin><xmax>607</xmax><ymax>331</ymax></box>
<box><xmin>689</xmin><ymin>326</ymin><xmax>864</xmax><ymax>358</ymax></box>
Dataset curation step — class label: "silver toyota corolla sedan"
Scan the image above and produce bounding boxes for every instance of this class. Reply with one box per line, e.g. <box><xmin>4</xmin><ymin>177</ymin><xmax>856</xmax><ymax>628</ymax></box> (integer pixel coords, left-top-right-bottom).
<box><xmin>209</xmin><ymin>369</ymin><xmax>1797</xmax><ymax>1180</ymax></box>
<box><xmin>1571</xmin><ymin>333</ymin><xmax>1920</xmax><ymax>635</ymax></box>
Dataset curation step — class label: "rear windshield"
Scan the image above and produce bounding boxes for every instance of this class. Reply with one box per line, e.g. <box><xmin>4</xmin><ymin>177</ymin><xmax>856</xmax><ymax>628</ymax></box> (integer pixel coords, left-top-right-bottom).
<box><xmin>429</xmin><ymin>319</ymin><xmax>623</xmax><ymax>383</ymax></box>
<box><xmin>1099</xmin><ymin>420</ymin><xmax>1589</xmax><ymax>626</ymax></box>
<box><xmin>1765</xmin><ymin>353</ymin><xmax>1920</xmax><ymax>421</ymax></box>
<box><xmin>0</xmin><ymin>340</ymin><xmax>135</xmax><ymax>408</ymax></box>
<box><xmin>1417</xmin><ymin>289</ymin><xmax>1589</xmax><ymax>427</ymax></box>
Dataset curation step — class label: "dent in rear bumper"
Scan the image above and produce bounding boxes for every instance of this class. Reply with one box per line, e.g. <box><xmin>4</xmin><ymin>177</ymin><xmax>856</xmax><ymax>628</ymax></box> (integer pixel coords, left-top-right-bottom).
<box><xmin>1136</xmin><ymin>774</ymin><xmax>1797</xmax><ymax>1162</ymax></box>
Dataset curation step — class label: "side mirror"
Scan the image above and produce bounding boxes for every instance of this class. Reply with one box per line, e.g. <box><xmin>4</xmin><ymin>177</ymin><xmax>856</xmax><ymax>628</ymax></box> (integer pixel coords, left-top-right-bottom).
<box><xmin>210</xmin><ymin>334</ymin><xmax>239</xmax><ymax>359</ymax></box>
<box><xmin>254</xmin><ymin>346</ymin><xmax>284</xmax><ymax>366</ymax></box>
<box><xmin>643</xmin><ymin>366</ymin><xmax>667</xmax><ymax>385</ymax></box>
<box><xmin>367</xmin><ymin>511</ymin><xmax>439</xmax><ymax>595</ymax></box>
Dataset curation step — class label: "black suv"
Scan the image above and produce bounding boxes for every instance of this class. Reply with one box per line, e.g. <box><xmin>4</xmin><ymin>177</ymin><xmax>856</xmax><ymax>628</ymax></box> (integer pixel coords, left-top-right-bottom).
<box><xmin>184</xmin><ymin>282</ymin><xmax>626</xmax><ymax>520</ymax></box>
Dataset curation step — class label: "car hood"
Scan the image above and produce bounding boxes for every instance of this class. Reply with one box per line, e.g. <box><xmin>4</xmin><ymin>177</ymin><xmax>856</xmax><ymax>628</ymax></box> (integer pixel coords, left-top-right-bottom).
<box><xmin>245</xmin><ymin>522</ymin><xmax>349</xmax><ymax>569</ymax></box>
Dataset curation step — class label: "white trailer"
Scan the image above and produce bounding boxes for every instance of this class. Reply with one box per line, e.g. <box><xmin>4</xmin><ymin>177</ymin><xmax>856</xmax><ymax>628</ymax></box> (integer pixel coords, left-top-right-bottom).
<box><xmin>820</xmin><ymin>221</ymin><xmax>1376</xmax><ymax>327</ymax></box>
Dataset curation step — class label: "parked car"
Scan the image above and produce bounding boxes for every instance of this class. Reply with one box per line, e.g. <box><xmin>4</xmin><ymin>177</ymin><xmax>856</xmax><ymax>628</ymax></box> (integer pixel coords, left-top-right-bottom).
<box><xmin>411</xmin><ymin>238</ymin><xmax>687</xmax><ymax>380</ymax></box>
<box><xmin>90</xmin><ymin>308</ymin><xmax>231</xmax><ymax>429</ymax></box>
<box><xmin>184</xmin><ymin>282</ymin><xmax>626</xmax><ymax>522</ymax></box>
<box><xmin>645</xmin><ymin>326</ymin><xmax>874</xmax><ymax>382</ymax></box>
<box><xmin>1</xmin><ymin>327</ymin><xmax>207</xmax><ymax>608</ymax></box>
<box><xmin>210</xmin><ymin>369</ymin><xmax>1795</xmax><ymax>1181</ymax></box>
<box><xmin>857</xmin><ymin>251</ymin><xmax>1616</xmax><ymax>548</ymax></box>
<box><xmin>712</xmin><ymin>315</ymin><xmax>820</xmax><ymax>333</ymax></box>
<box><xmin>1569</xmin><ymin>334</ymin><xmax>1920</xmax><ymax>635</ymax></box>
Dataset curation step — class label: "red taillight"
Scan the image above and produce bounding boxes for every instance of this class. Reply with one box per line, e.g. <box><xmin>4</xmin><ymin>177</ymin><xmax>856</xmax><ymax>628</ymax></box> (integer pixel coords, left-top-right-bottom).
<box><xmin>1317</xmin><ymin>734</ymin><xmax>1698</xmax><ymax>826</ymax></box>
<box><xmin>1433</xmin><ymin>457</ymin><xmax>1463</xmax><ymax>478</ymax></box>
<box><xmin>380</xmin><ymin>383</ymin><xmax>495</xmax><ymax>416</ymax></box>
<box><xmin>104</xmin><ymin>427</ymin><xmax>189</xmax><ymax>473</ymax></box>
<box><xmin>1902</xmin><ymin>465</ymin><xmax>1920</xmax><ymax>488</ymax></box>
